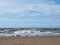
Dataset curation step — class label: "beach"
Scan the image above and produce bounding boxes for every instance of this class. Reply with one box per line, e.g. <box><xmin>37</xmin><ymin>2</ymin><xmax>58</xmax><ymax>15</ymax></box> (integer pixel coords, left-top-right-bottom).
<box><xmin>0</xmin><ymin>36</ymin><xmax>60</xmax><ymax>45</ymax></box>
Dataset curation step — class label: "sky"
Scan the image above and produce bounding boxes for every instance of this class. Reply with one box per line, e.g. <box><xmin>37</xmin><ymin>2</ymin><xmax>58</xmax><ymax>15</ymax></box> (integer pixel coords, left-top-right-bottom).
<box><xmin>0</xmin><ymin>0</ymin><xmax>60</xmax><ymax>28</ymax></box>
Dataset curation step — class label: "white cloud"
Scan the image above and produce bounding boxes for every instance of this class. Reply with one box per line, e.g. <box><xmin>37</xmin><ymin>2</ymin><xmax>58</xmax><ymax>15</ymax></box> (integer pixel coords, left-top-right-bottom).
<box><xmin>0</xmin><ymin>0</ymin><xmax>60</xmax><ymax>23</ymax></box>
<box><xmin>0</xmin><ymin>0</ymin><xmax>60</xmax><ymax>16</ymax></box>
<box><xmin>1</xmin><ymin>0</ymin><xmax>60</xmax><ymax>28</ymax></box>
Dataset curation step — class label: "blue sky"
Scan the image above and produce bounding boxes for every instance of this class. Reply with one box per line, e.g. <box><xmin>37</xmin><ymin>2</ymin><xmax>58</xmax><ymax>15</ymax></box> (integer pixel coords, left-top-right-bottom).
<box><xmin>0</xmin><ymin>0</ymin><xmax>60</xmax><ymax>28</ymax></box>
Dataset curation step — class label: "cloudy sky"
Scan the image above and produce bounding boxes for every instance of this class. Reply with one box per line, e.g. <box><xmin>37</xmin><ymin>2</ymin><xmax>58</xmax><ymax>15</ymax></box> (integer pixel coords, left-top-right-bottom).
<box><xmin>0</xmin><ymin>0</ymin><xmax>60</xmax><ymax>28</ymax></box>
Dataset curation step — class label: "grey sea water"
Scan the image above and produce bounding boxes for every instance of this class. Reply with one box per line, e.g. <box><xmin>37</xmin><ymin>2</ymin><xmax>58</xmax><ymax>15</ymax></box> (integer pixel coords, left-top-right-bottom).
<box><xmin>0</xmin><ymin>28</ymin><xmax>60</xmax><ymax>37</ymax></box>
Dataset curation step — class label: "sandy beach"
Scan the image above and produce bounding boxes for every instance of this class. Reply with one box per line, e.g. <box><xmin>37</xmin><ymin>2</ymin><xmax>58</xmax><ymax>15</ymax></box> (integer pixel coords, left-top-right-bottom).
<box><xmin>0</xmin><ymin>36</ymin><xmax>60</xmax><ymax>45</ymax></box>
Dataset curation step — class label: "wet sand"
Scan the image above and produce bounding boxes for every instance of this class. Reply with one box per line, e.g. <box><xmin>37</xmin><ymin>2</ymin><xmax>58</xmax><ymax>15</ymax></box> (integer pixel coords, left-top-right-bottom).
<box><xmin>0</xmin><ymin>36</ymin><xmax>60</xmax><ymax>45</ymax></box>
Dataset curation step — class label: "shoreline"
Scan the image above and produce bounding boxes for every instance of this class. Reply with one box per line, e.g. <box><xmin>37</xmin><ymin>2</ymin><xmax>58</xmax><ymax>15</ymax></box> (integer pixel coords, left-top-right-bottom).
<box><xmin>0</xmin><ymin>36</ymin><xmax>60</xmax><ymax>45</ymax></box>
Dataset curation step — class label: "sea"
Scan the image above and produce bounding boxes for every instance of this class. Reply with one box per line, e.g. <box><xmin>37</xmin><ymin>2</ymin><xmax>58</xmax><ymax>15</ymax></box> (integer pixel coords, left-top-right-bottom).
<box><xmin>0</xmin><ymin>28</ymin><xmax>60</xmax><ymax>37</ymax></box>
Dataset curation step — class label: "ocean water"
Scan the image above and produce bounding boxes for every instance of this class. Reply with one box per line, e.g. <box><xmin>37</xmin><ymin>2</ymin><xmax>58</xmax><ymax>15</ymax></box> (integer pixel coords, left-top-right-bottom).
<box><xmin>0</xmin><ymin>28</ymin><xmax>60</xmax><ymax>37</ymax></box>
